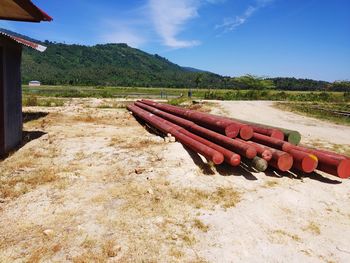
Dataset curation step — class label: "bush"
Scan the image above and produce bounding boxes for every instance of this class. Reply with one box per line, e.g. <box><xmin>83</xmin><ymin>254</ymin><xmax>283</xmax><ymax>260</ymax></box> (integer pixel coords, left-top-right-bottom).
<box><xmin>23</xmin><ymin>95</ymin><xmax>38</xmax><ymax>106</ymax></box>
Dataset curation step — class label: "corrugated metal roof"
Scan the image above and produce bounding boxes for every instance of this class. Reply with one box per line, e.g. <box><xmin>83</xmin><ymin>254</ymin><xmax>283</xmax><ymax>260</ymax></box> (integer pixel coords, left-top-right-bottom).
<box><xmin>0</xmin><ymin>0</ymin><xmax>52</xmax><ymax>22</ymax></box>
<box><xmin>0</xmin><ymin>28</ymin><xmax>47</xmax><ymax>52</ymax></box>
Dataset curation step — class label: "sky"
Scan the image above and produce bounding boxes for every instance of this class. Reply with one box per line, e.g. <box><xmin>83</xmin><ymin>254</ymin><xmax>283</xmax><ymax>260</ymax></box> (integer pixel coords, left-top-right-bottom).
<box><xmin>1</xmin><ymin>0</ymin><xmax>350</xmax><ymax>81</ymax></box>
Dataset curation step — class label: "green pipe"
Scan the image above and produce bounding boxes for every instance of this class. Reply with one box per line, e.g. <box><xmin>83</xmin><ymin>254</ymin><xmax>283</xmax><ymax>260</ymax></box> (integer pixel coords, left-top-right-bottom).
<box><xmin>229</xmin><ymin>118</ymin><xmax>301</xmax><ymax>145</ymax></box>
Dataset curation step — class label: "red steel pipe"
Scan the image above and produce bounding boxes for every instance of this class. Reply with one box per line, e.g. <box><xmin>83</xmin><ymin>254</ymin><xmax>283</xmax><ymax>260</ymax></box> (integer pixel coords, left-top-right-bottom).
<box><xmin>252</xmin><ymin>132</ymin><xmax>350</xmax><ymax>176</ymax></box>
<box><xmin>251</xmin><ymin>132</ymin><xmax>293</xmax><ymax>151</ymax></box>
<box><xmin>250</xmin><ymin>133</ymin><xmax>317</xmax><ymax>173</ymax></box>
<box><xmin>244</xmin><ymin>140</ymin><xmax>293</xmax><ymax>171</ymax></box>
<box><xmin>250</xmin><ymin>126</ymin><xmax>285</xmax><ymax>140</ymax></box>
<box><xmin>128</xmin><ymin>104</ymin><xmax>224</xmax><ymax>164</ymax></box>
<box><xmin>285</xmin><ymin>144</ymin><xmax>350</xmax><ymax>178</ymax></box>
<box><xmin>236</xmin><ymin>138</ymin><xmax>272</xmax><ymax>161</ymax></box>
<box><xmin>135</xmin><ymin>101</ymin><xmax>194</xmax><ymax>129</ymax></box>
<box><xmin>137</xmin><ymin>101</ymin><xmax>257</xmax><ymax>159</ymax></box>
<box><xmin>286</xmin><ymin>149</ymin><xmax>318</xmax><ymax>173</ymax></box>
<box><xmin>297</xmin><ymin>145</ymin><xmax>350</xmax><ymax>161</ymax></box>
<box><xmin>142</xmin><ymin>109</ymin><xmax>241</xmax><ymax>166</ymax></box>
<box><xmin>173</xmin><ymin>128</ymin><xmax>241</xmax><ymax>166</ymax></box>
<box><xmin>213</xmin><ymin>114</ymin><xmax>284</xmax><ymax>140</ymax></box>
<box><xmin>136</xmin><ymin>102</ymin><xmax>239</xmax><ymax>165</ymax></box>
<box><xmin>141</xmin><ymin>99</ymin><xmax>253</xmax><ymax>139</ymax></box>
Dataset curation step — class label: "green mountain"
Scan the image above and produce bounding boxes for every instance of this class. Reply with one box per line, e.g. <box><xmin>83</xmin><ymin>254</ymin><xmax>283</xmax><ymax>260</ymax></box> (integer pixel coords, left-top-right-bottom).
<box><xmin>21</xmin><ymin>41</ymin><xmax>349</xmax><ymax>91</ymax></box>
<box><xmin>22</xmin><ymin>42</ymin><xmax>223</xmax><ymax>88</ymax></box>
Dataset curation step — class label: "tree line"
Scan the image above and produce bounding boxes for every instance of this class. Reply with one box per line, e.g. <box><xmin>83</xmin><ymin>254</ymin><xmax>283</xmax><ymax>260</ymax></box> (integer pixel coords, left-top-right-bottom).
<box><xmin>21</xmin><ymin>42</ymin><xmax>350</xmax><ymax>91</ymax></box>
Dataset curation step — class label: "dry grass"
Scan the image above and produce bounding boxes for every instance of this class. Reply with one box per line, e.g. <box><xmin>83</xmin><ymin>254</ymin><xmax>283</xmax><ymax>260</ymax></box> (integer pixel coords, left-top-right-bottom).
<box><xmin>263</xmin><ymin>181</ymin><xmax>279</xmax><ymax>188</ymax></box>
<box><xmin>0</xmin><ymin>167</ymin><xmax>59</xmax><ymax>199</ymax></box>
<box><xmin>1</xmin><ymin>100</ymin><xmax>245</xmax><ymax>262</ymax></box>
<box><xmin>73</xmin><ymin>114</ymin><xmax>97</xmax><ymax>123</ymax></box>
<box><xmin>26</xmin><ymin>244</ymin><xmax>62</xmax><ymax>263</ymax></box>
<box><xmin>169</xmin><ymin>247</ymin><xmax>185</xmax><ymax>259</ymax></box>
<box><xmin>86</xmin><ymin>179</ymin><xmax>241</xmax><ymax>260</ymax></box>
<box><xmin>303</xmin><ymin>222</ymin><xmax>321</xmax><ymax>235</ymax></box>
<box><xmin>108</xmin><ymin>136</ymin><xmax>161</xmax><ymax>149</ymax></box>
<box><xmin>270</xmin><ymin>229</ymin><xmax>301</xmax><ymax>243</ymax></box>
<box><xmin>96</xmin><ymin>101</ymin><xmax>129</xmax><ymax>109</ymax></box>
<box><xmin>193</xmin><ymin>219</ymin><xmax>209</xmax><ymax>232</ymax></box>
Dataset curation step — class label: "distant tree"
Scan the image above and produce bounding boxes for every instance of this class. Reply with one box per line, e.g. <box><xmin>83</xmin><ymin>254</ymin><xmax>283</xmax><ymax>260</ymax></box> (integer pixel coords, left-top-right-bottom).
<box><xmin>234</xmin><ymin>74</ymin><xmax>275</xmax><ymax>90</ymax></box>
<box><xmin>331</xmin><ymin>81</ymin><xmax>350</xmax><ymax>92</ymax></box>
<box><xmin>195</xmin><ymin>73</ymin><xmax>203</xmax><ymax>88</ymax></box>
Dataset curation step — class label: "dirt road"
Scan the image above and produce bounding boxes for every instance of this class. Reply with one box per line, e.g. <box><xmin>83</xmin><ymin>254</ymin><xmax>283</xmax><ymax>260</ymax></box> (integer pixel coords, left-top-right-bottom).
<box><xmin>0</xmin><ymin>99</ymin><xmax>349</xmax><ymax>262</ymax></box>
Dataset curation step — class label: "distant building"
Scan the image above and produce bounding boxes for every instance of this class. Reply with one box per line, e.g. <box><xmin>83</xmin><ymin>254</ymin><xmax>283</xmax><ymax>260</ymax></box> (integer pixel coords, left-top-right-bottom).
<box><xmin>0</xmin><ymin>0</ymin><xmax>52</xmax><ymax>156</ymax></box>
<box><xmin>29</xmin><ymin>80</ymin><xmax>41</xmax><ymax>86</ymax></box>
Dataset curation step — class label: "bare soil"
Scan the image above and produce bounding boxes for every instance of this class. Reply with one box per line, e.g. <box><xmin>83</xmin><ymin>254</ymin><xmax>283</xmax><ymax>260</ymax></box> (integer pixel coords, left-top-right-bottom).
<box><xmin>0</xmin><ymin>99</ymin><xmax>349</xmax><ymax>262</ymax></box>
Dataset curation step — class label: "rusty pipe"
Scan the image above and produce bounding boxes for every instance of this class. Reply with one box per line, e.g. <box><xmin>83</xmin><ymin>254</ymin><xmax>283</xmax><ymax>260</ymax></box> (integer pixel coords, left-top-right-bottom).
<box><xmin>243</xmin><ymin>140</ymin><xmax>293</xmax><ymax>171</ymax></box>
<box><xmin>285</xmin><ymin>144</ymin><xmax>350</xmax><ymax>178</ymax></box>
<box><xmin>128</xmin><ymin>104</ymin><xmax>224</xmax><ymax>164</ymax></box>
<box><xmin>251</xmin><ymin>132</ymin><xmax>293</xmax><ymax>151</ymax></box>
<box><xmin>236</xmin><ymin>138</ymin><xmax>272</xmax><ymax>161</ymax></box>
<box><xmin>286</xmin><ymin>149</ymin><xmax>318</xmax><ymax>173</ymax></box>
<box><xmin>135</xmin><ymin>102</ymin><xmax>240</xmax><ymax>166</ymax></box>
<box><xmin>137</xmin><ymin>101</ymin><xmax>257</xmax><ymax>159</ymax></box>
<box><xmin>141</xmin><ymin>100</ymin><xmax>253</xmax><ymax>139</ymax></box>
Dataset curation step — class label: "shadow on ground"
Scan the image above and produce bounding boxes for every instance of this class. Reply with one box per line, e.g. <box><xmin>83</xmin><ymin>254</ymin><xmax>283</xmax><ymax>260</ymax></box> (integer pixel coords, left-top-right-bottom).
<box><xmin>0</xmin><ymin>110</ymin><xmax>48</xmax><ymax>160</ymax></box>
<box><xmin>0</xmin><ymin>130</ymin><xmax>47</xmax><ymax>161</ymax></box>
<box><xmin>23</xmin><ymin>111</ymin><xmax>49</xmax><ymax>123</ymax></box>
<box><xmin>129</xmin><ymin>116</ymin><xmax>344</xmax><ymax>184</ymax></box>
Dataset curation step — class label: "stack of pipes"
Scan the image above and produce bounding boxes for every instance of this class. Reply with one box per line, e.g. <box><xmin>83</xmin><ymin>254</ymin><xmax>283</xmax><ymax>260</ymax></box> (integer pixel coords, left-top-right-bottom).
<box><xmin>127</xmin><ymin>100</ymin><xmax>350</xmax><ymax>179</ymax></box>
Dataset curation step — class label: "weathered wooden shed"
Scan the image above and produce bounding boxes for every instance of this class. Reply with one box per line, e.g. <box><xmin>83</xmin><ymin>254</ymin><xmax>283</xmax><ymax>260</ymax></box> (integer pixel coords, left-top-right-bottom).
<box><xmin>0</xmin><ymin>30</ymin><xmax>48</xmax><ymax>155</ymax></box>
<box><xmin>0</xmin><ymin>0</ymin><xmax>51</xmax><ymax>156</ymax></box>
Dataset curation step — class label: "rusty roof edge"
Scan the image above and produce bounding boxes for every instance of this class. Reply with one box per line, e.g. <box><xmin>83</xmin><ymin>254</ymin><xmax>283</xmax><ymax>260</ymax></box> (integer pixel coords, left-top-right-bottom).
<box><xmin>12</xmin><ymin>0</ymin><xmax>53</xmax><ymax>22</ymax></box>
<box><xmin>0</xmin><ymin>29</ymin><xmax>47</xmax><ymax>52</ymax></box>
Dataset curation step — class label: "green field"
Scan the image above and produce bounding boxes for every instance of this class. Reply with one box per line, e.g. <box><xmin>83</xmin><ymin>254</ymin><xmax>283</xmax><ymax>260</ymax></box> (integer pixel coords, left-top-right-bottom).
<box><xmin>22</xmin><ymin>85</ymin><xmax>350</xmax><ymax>125</ymax></box>
<box><xmin>23</xmin><ymin>85</ymin><xmax>350</xmax><ymax>102</ymax></box>
<box><xmin>275</xmin><ymin>102</ymin><xmax>350</xmax><ymax>126</ymax></box>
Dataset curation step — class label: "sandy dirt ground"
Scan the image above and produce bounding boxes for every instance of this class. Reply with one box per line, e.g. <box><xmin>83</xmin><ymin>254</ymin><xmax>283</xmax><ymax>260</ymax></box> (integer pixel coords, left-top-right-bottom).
<box><xmin>0</xmin><ymin>98</ymin><xmax>349</xmax><ymax>262</ymax></box>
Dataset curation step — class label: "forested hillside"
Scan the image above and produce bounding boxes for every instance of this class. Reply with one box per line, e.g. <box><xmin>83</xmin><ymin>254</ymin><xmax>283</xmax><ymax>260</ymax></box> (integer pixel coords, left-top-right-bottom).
<box><xmin>22</xmin><ymin>42</ymin><xmax>349</xmax><ymax>91</ymax></box>
<box><xmin>22</xmin><ymin>42</ymin><xmax>223</xmax><ymax>88</ymax></box>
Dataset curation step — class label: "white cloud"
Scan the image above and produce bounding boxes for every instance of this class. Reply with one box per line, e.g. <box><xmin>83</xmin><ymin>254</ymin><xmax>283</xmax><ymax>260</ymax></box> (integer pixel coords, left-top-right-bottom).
<box><xmin>148</xmin><ymin>0</ymin><xmax>201</xmax><ymax>48</ymax></box>
<box><xmin>217</xmin><ymin>0</ymin><xmax>274</xmax><ymax>32</ymax></box>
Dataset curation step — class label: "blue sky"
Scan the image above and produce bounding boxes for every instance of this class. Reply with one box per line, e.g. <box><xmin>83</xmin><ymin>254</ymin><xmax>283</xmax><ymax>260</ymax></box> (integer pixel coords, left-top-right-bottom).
<box><xmin>1</xmin><ymin>0</ymin><xmax>350</xmax><ymax>81</ymax></box>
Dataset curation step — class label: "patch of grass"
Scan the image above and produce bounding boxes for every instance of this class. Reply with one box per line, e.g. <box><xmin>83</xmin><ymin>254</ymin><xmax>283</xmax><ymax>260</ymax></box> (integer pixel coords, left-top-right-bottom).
<box><xmin>303</xmin><ymin>222</ymin><xmax>321</xmax><ymax>235</ymax></box>
<box><xmin>263</xmin><ymin>181</ymin><xmax>279</xmax><ymax>188</ymax></box>
<box><xmin>26</xmin><ymin>244</ymin><xmax>62</xmax><ymax>263</ymax></box>
<box><xmin>275</xmin><ymin>102</ymin><xmax>350</xmax><ymax>126</ymax></box>
<box><xmin>23</xmin><ymin>85</ymin><xmax>349</xmax><ymax>102</ymax></box>
<box><xmin>179</xmin><ymin>231</ymin><xmax>196</xmax><ymax>246</ymax></box>
<box><xmin>72</xmin><ymin>251</ymin><xmax>107</xmax><ymax>263</ymax></box>
<box><xmin>271</xmin><ymin>229</ymin><xmax>301</xmax><ymax>243</ymax></box>
<box><xmin>102</xmin><ymin>239</ymin><xmax>121</xmax><ymax>258</ymax></box>
<box><xmin>109</xmin><ymin>136</ymin><xmax>160</xmax><ymax>149</ymax></box>
<box><xmin>170</xmin><ymin>186</ymin><xmax>241</xmax><ymax>210</ymax></box>
<box><xmin>96</xmin><ymin>101</ymin><xmax>128</xmax><ymax>109</ymax></box>
<box><xmin>23</xmin><ymin>95</ymin><xmax>38</xmax><ymax>106</ymax></box>
<box><xmin>193</xmin><ymin>219</ymin><xmax>209</xmax><ymax>232</ymax></box>
<box><xmin>0</xmin><ymin>167</ymin><xmax>58</xmax><ymax>199</ymax></box>
<box><xmin>300</xmin><ymin>249</ymin><xmax>312</xmax><ymax>256</ymax></box>
<box><xmin>73</xmin><ymin>114</ymin><xmax>97</xmax><ymax>123</ymax></box>
<box><xmin>168</xmin><ymin>97</ymin><xmax>191</xmax><ymax>106</ymax></box>
<box><xmin>81</xmin><ymin>237</ymin><xmax>97</xmax><ymax>249</ymax></box>
<box><xmin>23</xmin><ymin>95</ymin><xmax>66</xmax><ymax>107</ymax></box>
<box><xmin>169</xmin><ymin>247</ymin><xmax>184</xmax><ymax>259</ymax></box>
